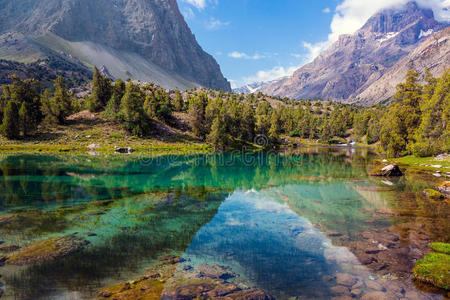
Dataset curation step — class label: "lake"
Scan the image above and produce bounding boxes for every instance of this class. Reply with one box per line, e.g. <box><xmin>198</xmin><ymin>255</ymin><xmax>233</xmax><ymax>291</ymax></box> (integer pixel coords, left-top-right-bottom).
<box><xmin>0</xmin><ymin>148</ymin><xmax>448</xmax><ymax>299</ymax></box>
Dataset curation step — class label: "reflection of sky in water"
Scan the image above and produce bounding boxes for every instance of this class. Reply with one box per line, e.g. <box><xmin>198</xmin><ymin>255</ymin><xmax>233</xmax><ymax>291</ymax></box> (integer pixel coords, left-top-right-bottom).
<box><xmin>183</xmin><ymin>189</ymin><xmax>369</xmax><ymax>299</ymax></box>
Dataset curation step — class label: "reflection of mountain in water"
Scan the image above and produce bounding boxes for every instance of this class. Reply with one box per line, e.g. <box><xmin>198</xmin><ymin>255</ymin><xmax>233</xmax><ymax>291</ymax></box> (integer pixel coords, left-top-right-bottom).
<box><xmin>182</xmin><ymin>190</ymin><xmax>373</xmax><ymax>299</ymax></box>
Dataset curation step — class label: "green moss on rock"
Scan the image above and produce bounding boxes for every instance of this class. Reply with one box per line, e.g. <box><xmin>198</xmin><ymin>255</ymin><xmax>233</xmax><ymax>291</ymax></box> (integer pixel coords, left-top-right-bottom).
<box><xmin>423</xmin><ymin>189</ymin><xmax>444</xmax><ymax>200</ymax></box>
<box><xmin>413</xmin><ymin>252</ymin><xmax>450</xmax><ymax>290</ymax></box>
<box><xmin>431</xmin><ymin>243</ymin><xmax>450</xmax><ymax>255</ymax></box>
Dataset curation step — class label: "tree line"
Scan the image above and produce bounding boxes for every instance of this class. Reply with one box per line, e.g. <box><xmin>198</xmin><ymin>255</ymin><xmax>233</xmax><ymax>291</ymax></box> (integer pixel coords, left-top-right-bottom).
<box><xmin>0</xmin><ymin>67</ymin><xmax>448</xmax><ymax>157</ymax></box>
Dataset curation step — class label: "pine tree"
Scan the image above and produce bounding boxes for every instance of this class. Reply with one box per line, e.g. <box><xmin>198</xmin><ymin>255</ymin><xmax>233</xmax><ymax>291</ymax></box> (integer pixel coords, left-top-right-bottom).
<box><xmin>268</xmin><ymin>110</ymin><xmax>280</xmax><ymax>145</ymax></box>
<box><xmin>241</xmin><ymin>103</ymin><xmax>255</xmax><ymax>141</ymax></box>
<box><xmin>119</xmin><ymin>82</ymin><xmax>148</xmax><ymax>136</ymax></box>
<box><xmin>2</xmin><ymin>101</ymin><xmax>19</xmax><ymax>139</ymax></box>
<box><xmin>53</xmin><ymin>76</ymin><xmax>72</xmax><ymax>124</ymax></box>
<box><xmin>89</xmin><ymin>67</ymin><xmax>112</xmax><ymax>112</ymax></box>
<box><xmin>18</xmin><ymin>102</ymin><xmax>32</xmax><ymax>136</ymax></box>
<box><xmin>411</xmin><ymin>70</ymin><xmax>450</xmax><ymax>156</ymax></box>
<box><xmin>173</xmin><ymin>89</ymin><xmax>184</xmax><ymax>112</ymax></box>
<box><xmin>188</xmin><ymin>94</ymin><xmax>207</xmax><ymax>139</ymax></box>
<box><xmin>207</xmin><ymin>116</ymin><xmax>227</xmax><ymax>151</ymax></box>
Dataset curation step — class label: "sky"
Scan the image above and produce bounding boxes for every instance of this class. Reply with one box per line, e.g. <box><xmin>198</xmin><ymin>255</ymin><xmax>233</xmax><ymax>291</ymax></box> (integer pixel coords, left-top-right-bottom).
<box><xmin>176</xmin><ymin>0</ymin><xmax>450</xmax><ymax>88</ymax></box>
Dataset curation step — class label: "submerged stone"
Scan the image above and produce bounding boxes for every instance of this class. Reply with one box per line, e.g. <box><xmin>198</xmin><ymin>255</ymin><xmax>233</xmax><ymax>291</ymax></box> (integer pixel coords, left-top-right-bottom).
<box><xmin>6</xmin><ymin>235</ymin><xmax>89</xmax><ymax>265</ymax></box>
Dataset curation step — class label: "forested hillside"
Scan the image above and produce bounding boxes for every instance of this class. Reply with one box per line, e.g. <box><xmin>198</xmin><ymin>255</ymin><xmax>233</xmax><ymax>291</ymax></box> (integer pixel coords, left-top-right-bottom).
<box><xmin>0</xmin><ymin>68</ymin><xmax>448</xmax><ymax>157</ymax></box>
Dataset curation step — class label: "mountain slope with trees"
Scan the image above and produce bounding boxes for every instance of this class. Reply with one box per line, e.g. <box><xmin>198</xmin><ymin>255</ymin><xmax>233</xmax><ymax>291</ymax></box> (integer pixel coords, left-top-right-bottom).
<box><xmin>1</xmin><ymin>67</ymin><xmax>448</xmax><ymax>158</ymax></box>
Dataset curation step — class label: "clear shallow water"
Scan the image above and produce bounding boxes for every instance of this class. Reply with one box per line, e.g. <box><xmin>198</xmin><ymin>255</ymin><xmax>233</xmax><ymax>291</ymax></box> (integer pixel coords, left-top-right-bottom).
<box><xmin>0</xmin><ymin>149</ymin><xmax>448</xmax><ymax>299</ymax></box>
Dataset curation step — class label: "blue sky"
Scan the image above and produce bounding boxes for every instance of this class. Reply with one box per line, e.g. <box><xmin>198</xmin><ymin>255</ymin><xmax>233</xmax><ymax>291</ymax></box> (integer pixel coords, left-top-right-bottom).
<box><xmin>176</xmin><ymin>0</ymin><xmax>450</xmax><ymax>88</ymax></box>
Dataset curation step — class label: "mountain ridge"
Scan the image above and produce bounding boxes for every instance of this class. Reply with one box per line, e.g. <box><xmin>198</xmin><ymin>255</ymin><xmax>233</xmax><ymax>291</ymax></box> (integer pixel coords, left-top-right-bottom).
<box><xmin>259</xmin><ymin>1</ymin><xmax>449</xmax><ymax>104</ymax></box>
<box><xmin>0</xmin><ymin>0</ymin><xmax>231</xmax><ymax>91</ymax></box>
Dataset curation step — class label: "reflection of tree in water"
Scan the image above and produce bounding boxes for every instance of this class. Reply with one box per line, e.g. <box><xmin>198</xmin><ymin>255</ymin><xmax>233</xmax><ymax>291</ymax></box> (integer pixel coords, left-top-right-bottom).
<box><xmin>0</xmin><ymin>149</ymin><xmax>373</xmax><ymax>209</ymax></box>
<box><xmin>4</xmin><ymin>186</ymin><xmax>227</xmax><ymax>299</ymax></box>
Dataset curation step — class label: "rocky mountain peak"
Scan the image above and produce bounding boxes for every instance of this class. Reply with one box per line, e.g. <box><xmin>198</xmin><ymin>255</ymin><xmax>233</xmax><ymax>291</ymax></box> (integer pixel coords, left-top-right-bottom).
<box><xmin>0</xmin><ymin>0</ymin><xmax>231</xmax><ymax>91</ymax></box>
<box><xmin>260</xmin><ymin>1</ymin><xmax>449</xmax><ymax>104</ymax></box>
<box><xmin>361</xmin><ymin>2</ymin><xmax>436</xmax><ymax>34</ymax></box>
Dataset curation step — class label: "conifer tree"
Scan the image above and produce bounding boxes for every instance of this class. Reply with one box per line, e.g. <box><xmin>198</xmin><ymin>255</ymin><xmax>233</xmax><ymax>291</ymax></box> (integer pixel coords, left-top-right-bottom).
<box><xmin>89</xmin><ymin>67</ymin><xmax>112</xmax><ymax>112</ymax></box>
<box><xmin>207</xmin><ymin>116</ymin><xmax>227</xmax><ymax>151</ymax></box>
<box><xmin>241</xmin><ymin>103</ymin><xmax>255</xmax><ymax>141</ymax></box>
<box><xmin>173</xmin><ymin>90</ymin><xmax>184</xmax><ymax>112</ymax></box>
<box><xmin>268</xmin><ymin>110</ymin><xmax>280</xmax><ymax>145</ymax></box>
<box><xmin>119</xmin><ymin>82</ymin><xmax>148</xmax><ymax>136</ymax></box>
<box><xmin>18</xmin><ymin>102</ymin><xmax>32</xmax><ymax>136</ymax></box>
<box><xmin>2</xmin><ymin>101</ymin><xmax>19</xmax><ymax>139</ymax></box>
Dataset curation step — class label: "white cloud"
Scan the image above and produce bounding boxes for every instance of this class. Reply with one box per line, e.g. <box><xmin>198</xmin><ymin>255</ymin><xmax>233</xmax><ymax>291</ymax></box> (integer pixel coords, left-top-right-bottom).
<box><xmin>329</xmin><ymin>0</ymin><xmax>450</xmax><ymax>43</ymax></box>
<box><xmin>181</xmin><ymin>7</ymin><xmax>195</xmax><ymax>20</ymax></box>
<box><xmin>181</xmin><ymin>0</ymin><xmax>206</xmax><ymax>10</ymax></box>
<box><xmin>206</xmin><ymin>17</ymin><xmax>230</xmax><ymax>30</ymax></box>
<box><xmin>228</xmin><ymin>51</ymin><xmax>266</xmax><ymax>60</ymax></box>
<box><xmin>231</xmin><ymin>65</ymin><xmax>300</xmax><ymax>88</ymax></box>
<box><xmin>302</xmin><ymin>41</ymin><xmax>329</xmax><ymax>62</ymax></box>
<box><xmin>181</xmin><ymin>0</ymin><xmax>219</xmax><ymax>10</ymax></box>
<box><xmin>323</xmin><ymin>7</ymin><xmax>331</xmax><ymax>13</ymax></box>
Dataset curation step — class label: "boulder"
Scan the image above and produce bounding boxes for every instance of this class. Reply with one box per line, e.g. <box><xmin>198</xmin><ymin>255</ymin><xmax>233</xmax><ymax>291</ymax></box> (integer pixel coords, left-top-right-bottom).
<box><xmin>371</xmin><ymin>164</ymin><xmax>403</xmax><ymax>177</ymax></box>
<box><xmin>115</xmin><ymin>147</ymin><xmax>136</xmax><ymax>154</ymax></box>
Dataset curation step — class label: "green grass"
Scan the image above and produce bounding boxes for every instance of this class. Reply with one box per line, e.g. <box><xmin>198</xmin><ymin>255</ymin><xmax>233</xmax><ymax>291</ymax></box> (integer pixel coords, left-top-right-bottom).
<box><xmin>390</xmin><ymin>155</ymin><xmax>450</xmax><ymax>173</ymax></box>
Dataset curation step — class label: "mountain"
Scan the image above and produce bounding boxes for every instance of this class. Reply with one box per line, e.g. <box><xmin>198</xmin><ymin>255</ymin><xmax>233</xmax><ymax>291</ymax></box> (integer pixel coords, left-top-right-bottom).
<box><xmin>354</xmin><ymin>27</ymin><xmax>450</xmax><ymax>105</ymax></box>
<box><xmin>0</xmin><ymin>0</ymin><xmax>231</xmax><ymax>91</ymax></box>
<box><xmin>260</xmin><ymin>2</ymin><xmax>448</xmax><ymax>104</ymax></box>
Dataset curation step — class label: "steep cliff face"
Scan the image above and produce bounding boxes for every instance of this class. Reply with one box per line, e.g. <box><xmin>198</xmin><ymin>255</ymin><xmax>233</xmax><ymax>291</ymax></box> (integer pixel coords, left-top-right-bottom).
<box><xmin>260</xmin><ymin>2</ymin><xmax>448</xmax><ymax>103</ymax></box>
<box><xmin>0</xmin><ymin>0</ymin><xmax>231</xmax><ymax>91</ymax></box>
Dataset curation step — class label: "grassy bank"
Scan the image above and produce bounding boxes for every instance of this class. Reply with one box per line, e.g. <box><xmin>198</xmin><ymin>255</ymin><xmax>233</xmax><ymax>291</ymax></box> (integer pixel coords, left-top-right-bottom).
<box><xmin>390</xmin><ymin>155</ymin><xmax>450</xmax><ymax>174</ymax></box>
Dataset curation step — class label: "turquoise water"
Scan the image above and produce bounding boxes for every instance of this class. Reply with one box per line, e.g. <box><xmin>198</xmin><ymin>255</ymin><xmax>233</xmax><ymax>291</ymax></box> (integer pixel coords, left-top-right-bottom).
<box><xmin>0</xmin><ymin>149</ymin><xmax>448</xmax><ymax>299</ymax></box>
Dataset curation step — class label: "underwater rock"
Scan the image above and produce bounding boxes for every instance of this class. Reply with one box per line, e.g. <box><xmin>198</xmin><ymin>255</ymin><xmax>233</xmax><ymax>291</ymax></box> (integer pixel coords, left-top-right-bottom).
<box><xmin>158</xmin><ymin>255</ymin><xmax>182</xmax><ymax>265</ymax></box>
<box><xmin>0</xmin><ymin>245</ymin><xmax>21</xmax><ymax>253</ymax></box>
<box><xmin>371</xmin><ymin>164</ymin><xmax>403</xmax><ymax>177</ymax></box>
<box><xmin>361</xmin><ymin>291</ymin><xmax>388</xmax><ymax>300</ymax></box>
<box><xmin>223</xmin><ymin>288</ymin><xmax>275</xmax><ymax>300</ymax></box>
<box><xmin>365</xmin><ymin>280</ymin><xmax>384</xmax><ymax>291</ymax></box>
<box><xmin>330</xmin><ymin>285</ymin><xmax>350</xmax><ymax>295</ymax></box>
<box><xmin>197</xmin><ymin>263</ymin><xmax>236</xmax><ymax>280</ymax></box>
<box><xmin>6</xmin><ymin>235</ymin><xmax>89</xmax><ymax>265</ymax></box>
<box><xmin>336</xmin><ymin>273</ymin><xmax>357</xmax><ymax>286</ymax></box>
<box><xmin>0</xmin><ymin>214</ymin><xmax>21</xmax><ymax>226</ymax></box>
